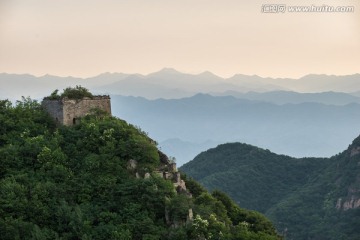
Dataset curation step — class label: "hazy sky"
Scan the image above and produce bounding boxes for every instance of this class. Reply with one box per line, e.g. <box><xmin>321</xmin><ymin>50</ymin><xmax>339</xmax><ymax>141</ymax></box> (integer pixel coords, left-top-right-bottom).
<box><xmin>0</xmin><ymin>0</ymin><xmax>359</xmax><ymax>78</ymax></box>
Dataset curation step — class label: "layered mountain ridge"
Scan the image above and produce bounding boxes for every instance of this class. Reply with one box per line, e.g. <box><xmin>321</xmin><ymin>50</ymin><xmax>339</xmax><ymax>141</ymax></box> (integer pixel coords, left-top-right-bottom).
<box><xmin>1</xmin><ymin>70</ymin><xmax>360</xmax><ymax>101</ymax></box>
<box><xmin>111</xmin><ymin>94</ymin><xmax>360</xmax><ymax>165</ymax></box>
<box><xmin>180</xmin><ymin>135</ymin><xmax>360</xmax><ymax>239</ymax></box>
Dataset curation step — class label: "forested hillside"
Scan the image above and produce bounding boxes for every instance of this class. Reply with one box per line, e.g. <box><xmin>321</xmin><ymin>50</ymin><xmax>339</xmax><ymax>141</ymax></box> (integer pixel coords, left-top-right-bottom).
<box><xmin>0</xmin><ymin>96</ymin><xmax>281</xmax><ymax>240</ymax></box>
<box><xmin>180</xmin><ymin>141</ymin><xmax>360</xmax><ymax>239</ymax></box>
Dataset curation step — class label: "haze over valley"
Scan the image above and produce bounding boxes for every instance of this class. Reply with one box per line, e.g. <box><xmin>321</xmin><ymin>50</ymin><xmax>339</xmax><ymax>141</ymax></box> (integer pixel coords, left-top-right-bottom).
<box><xmin>1</xmin><ymin>70</ymin><xmax>360</xmax><ymax>165</ymax></box>
<box><xmin>2</xmin><ymin>69</ymin><xmax>360</xmax><ymax>101</ymax></box>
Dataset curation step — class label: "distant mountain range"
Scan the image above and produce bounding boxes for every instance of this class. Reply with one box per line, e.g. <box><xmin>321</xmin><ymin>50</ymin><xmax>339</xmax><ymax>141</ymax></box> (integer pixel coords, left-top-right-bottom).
<box><xmin>212</xmin><ymin>90</ymin><xmax>360</xmax><ymax>105</ymax></box>
<box><xmin>1</xmin><ymin>70</ymin><xmax>360</xmax><ymax>165</ymax></box>
<box><xmin>111</xmin><ymin>94</ymin><xmax>360</xmax><ymax>165</ymax></box>
<box><xmin>180</xmin><ymin>136</ymin><xmax>360</xmax><ymax>240</ymax></box>
<box><xmin>1</xmin><ymin>69</ymin><xmax>359</xmax><ymax>100</ymax></box>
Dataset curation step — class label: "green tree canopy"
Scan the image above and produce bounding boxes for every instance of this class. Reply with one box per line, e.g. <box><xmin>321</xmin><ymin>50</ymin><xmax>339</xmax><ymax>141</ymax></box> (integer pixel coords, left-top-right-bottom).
<box><xmin>0</xmin><ymin>97</ymin><xmax>282</xmax><ymax>240</ymax></box>
<box><xmin>44</xmin><ymin>86</ymin><xmax>93</xmax><ymax>100</ymax></box>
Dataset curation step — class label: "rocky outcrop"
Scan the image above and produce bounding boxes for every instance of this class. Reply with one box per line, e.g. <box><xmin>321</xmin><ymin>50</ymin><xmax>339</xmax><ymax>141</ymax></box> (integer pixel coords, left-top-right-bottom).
<box><xmin>126</xmin><ymin>153</ymin><xmax>191</xmax><ymax>195</ymax></box>
<box><xmin>127</xmin><ymin>152</ymin><xmax>193</xmax><ymax>227</ymax></box>
<box><xmin>336</xmin><ymin>177</ymin><xmax>360</xmax><ymax>211</ymax></box>
<box><xmin>343</xmin><ymin>197</ymin><xmax>360</xmax><ymax>210</ymax></box>
<box><xmin>336</xmin><ymin>196</ymin><xmax>360</xmax><ymax>210</ymax></box>
<box><xmin>350</xmin><ymin>146</ymin><xmax>360</xmax><ymax>157</ymax></box>
<box><xmin>127</xmin><ymin>159</ymin><xmax>137</xmax><ymax>170</ymax></box>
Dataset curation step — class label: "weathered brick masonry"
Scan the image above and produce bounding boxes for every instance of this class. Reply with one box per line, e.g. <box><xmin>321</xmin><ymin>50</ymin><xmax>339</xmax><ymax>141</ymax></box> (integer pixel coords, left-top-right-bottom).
<box><xmin>42</xmin><ymin>96</ymin><xmax>111</xmax><ymax>125</ymax></box>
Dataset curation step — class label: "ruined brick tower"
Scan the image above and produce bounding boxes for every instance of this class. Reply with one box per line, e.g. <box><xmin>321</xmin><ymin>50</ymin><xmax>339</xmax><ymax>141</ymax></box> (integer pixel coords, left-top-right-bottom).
<box><xmin>42</xmin><ymin>96</ymin><xmax>111</xmax><ymax>126</ymax></box>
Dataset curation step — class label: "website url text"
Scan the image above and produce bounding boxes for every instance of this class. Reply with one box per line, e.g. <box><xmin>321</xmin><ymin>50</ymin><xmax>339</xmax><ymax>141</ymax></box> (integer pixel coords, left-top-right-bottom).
<box><xmin>261</xmin><ymin>4</ymin><xmax>355</xmax><ymax>13</ymax></box>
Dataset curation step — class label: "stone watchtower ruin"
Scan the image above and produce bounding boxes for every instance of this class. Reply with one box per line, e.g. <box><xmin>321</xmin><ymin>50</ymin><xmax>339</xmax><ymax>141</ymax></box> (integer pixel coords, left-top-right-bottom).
<box><xmin>42</xmin><ymin>95</ymin><xmax>111</xmax><ymax>126</ymax></box>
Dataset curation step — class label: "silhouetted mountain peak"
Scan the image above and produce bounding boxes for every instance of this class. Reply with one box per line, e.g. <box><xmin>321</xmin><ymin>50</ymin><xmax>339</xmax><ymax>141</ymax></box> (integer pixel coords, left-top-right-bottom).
<box><xmin>150</xmin><ymin>67</ymin><xmax>182</xmax><ymax>76</ymax></box>
<box><xmin>197</xmin><ymin>71</ymin><xmax>221</xmax><ymax>79</ymax></box>
<box><xmin>95</xmin><ymin>72</ymin><xmax>128</xmax><ymax>77</ymax></box>
<box><xmin>300</xmin><ymin>73</ymin><xmax>360</xmax><ymax>80</ymax></box>
<box><xmin>39</xmin><ymin>74</ymin><xmax>81</xmax><ymax>80</ymax></box>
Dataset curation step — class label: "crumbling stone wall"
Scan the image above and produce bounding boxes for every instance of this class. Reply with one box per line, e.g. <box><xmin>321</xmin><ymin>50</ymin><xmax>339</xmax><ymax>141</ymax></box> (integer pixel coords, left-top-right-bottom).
<box><xmin>41</xmin><ymin>99</ymin><xmax>63</xmax><ymax>124</ymax></box>
<box><xmin>42</xmin><ymin>96</ymin><xmax>111</xmax><ymax>125</ymax></box>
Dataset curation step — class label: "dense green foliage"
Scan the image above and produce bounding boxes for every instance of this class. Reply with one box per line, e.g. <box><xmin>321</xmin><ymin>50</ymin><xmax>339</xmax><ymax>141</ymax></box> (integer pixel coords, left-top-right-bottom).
<box><xmin>44</xmin><ymin>86</ymin><xmax>93</xmax><ymax>100</ymax></box>
<box><xmin>180</xmin><ymin>142</ymin><xmax>360</xmax><ymax>240</ymax></box>
<box><xmin>181</xmin><ymin>143</ymin><xmax>329</xmax><ymax>212</ymax></box>
<box><xmin>0</xmin><ymin>97</ymin><xmax>281</xmax><ymax>239</ymax></box>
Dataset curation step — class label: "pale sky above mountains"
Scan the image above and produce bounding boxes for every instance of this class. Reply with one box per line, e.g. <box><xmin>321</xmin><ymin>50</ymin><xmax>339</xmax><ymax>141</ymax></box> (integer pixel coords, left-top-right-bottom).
<box><xmin>0</xmin><ymin>0</ymin><xmax>359</xmax><ymax>78</ymax></box>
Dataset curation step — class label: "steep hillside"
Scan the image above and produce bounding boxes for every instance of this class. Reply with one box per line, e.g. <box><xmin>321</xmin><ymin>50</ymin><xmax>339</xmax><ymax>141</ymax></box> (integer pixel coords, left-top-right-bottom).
<box><xmin>180</xmin><ymin>143</ymin><xmax>329</xmax><ymax>213</ymax></box>
<box><xmin>180</xmin><ymin>140</ymin><xmax>360</xmax><ymax>239</ymax></box>
<box><xmin>0</xmin><ymin>97</ymin><xmax>281</xmax><ymax>240</ymax></box>
<box><xmin>267</xmin><ymin>137</ymin><xmax>360</xmax><ymax>240</ymax></box>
